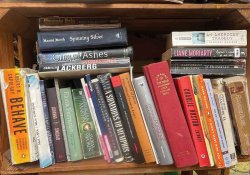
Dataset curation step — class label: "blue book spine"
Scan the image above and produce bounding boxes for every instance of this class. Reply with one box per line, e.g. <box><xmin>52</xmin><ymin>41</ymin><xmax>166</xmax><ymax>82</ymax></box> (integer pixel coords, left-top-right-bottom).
<box><xmin>40</xmin><ymin>80</ymin><xmax>56</xmax><ymax>165</ymax></box>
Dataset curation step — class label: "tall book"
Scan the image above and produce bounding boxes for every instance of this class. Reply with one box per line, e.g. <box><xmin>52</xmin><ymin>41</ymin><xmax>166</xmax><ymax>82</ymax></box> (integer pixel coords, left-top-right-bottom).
<box><xmin>192</xmin><ymin>75</ymin><xmax>225</xmax><ymax>168</ymax></box>
<box><xmin>46</xmin><ymin>87</ymin><xmax>67</xmax><ymax>162</ymax></box>
<box><xmin>98</xmin><ymin>73</ymin><xmax>133</xmax><ymax>162</ymax></box>
<box><xmin>174</xmin><ymin>76</ymin><xmax>210</xmax><ymax>167</ymax></box>
<box><xmin>111</xmin><ymin>75</ymin><xmax>145</xmax><ymax>164</ymax></box>
<box><xmin>60</xmin><ymin>88</ymin><xmax>84</xmax><ymax>161</ymax></box>
<box><xmin>143</xmin><ymin>61</ymin><xmax>198</xmax><ymax>168</ymax></box>
<box><xmin>204</xmin><ymin>79</ymin><xmax>231</xmax><ymax>168</ymax></box>
<box><xmin>119</xmin><ymin>73</ymin><xmax>155</xmax><ymax>164</ymax></box>
<box><xmin>134</xmin><ymin>76</ymin><xmax>174</xmax><ymax>165</ymax></box>
<box><xmin>72</xmin><ymin>88</ymin><xmax>102</xmax><ymax>159</ymax></box>
<box><xmin>213</xmin><ymin>89</ymin><xmax>238</xmax><ymax>166</ymax></box>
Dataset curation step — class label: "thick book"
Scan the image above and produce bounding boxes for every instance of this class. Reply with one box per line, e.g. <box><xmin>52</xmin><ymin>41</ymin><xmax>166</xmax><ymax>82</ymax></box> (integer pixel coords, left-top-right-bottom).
<box><xmin>162</xmin><ymin>48</ymin><xmax>247</xmax><ymax>60</ymax></box>
<box><xmin>167</xmin><ymin>30</ymin><xmax>247</xmax><ymax>48</ymax></box>
<box><xmin>37</xmin><ymin>28</ymin><xmax>128</xmax><ymax>52</ymax></box>
<box><xmin>119</xmin><ymin>73</ymin><xmax>155</xmax><ymax>164</ymax></box>
<box><xmin>39</xmin><ymin>17</ymin><xmax>121</xmax><ymax>31</ymax></box>
<box><xmin>46</xmin><ymin>87</ymin><xmax>67</xmax><ymax>162</ymax></box>
<box><xmin>111</xmin><ymin>75</ymin><xmax>145</xmax><ymax>164</ymax></box>
<box><xmin>60</xmin><ymin>88</ymin><xmax>84</xmax><ymax>161</ymax></box>
<box><xmin>27</xmin><ymin>74</ymin><xmax>53</xmax><ymax>168</ymax></box>
<box><xmin>38</xmin><ymin>47</ymin><xmax>133</xmax><ymax>64</ymax></box>
<box><xmin>174</xmin><ymin>76</ymin><xmax>210</xmax><ymax>167</ymax></box>
<box><xmin>98</xmin><ymin>73</ymin><xmax>133</xmax><ymax>162</ymax></box>
<box><xmin>192</xmin><ymin>75</ymin><xmax>225</xmax><ymax>168</ymax></box>
<box><xmin>223</xmin><ymin>76</ymin><xmax>250</xmax><ymax>156</ymax></box>
<box><xmin>86</xmin><ymin>75</ymin><xmax>114</xmax><ymax>163</ymax></box>
<box><xmin>91</xmin><ymin>78</ymin><xmax>124</xmax><ymax>162</ymax></box>
<box><xmin>204</xmin><ymin>79</ymin><xmax>231</xmax><ymax>168</ymax></box>
<box><xmin>213</xmin><ymin>89</ymin><xmax>238</xmax><ymax>166</ymax></box>
<box><xmin>134</xmin><ymin>76</ymin><xmax>174</xmax><ymax>165</ymax></box>
<box><xmin>143</xmin><ymin>61</ymin><xmax>198</xmax><ymax>168</ymax></box>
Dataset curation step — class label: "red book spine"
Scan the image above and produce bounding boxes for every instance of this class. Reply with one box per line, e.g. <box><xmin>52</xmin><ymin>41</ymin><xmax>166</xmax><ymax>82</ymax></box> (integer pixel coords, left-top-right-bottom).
<box><xmin>143</xmin><ymin>61</ymin><xmax>198</xmax><ymax>168</ymax></box>
<box><xmin>174</xmin><ymin>76</ymin><xmax>211</xmax><ymax>167</ymax></box>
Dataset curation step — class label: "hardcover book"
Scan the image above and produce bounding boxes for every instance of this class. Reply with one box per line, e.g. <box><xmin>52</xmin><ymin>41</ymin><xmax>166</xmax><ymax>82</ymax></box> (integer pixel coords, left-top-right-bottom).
<box><xmin>143</xmin><ymin>61</ymin><xmax>198</xmax><ymax>168</ymax></box>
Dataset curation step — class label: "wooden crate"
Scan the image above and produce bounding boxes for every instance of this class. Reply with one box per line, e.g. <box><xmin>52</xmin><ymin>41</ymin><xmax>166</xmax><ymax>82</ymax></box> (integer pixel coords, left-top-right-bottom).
<box><xmin>0</xmin><ymin>3</ymin><xmax>250</xmax><ymax>175</ymax></box>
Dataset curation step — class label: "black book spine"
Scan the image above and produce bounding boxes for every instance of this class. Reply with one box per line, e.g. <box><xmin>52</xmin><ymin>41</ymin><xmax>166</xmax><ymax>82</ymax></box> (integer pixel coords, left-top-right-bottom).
<box><xmin>91</xmin><ymin>79</ymin><xmax>124</xmax><ymax>162</ymax></box>
<box><xmin>46</xmin><ymin>87</ymin><xmax>67</xmax><ymax>163</ymax></box>
<box><xmin>111</xmin><ymin>75</ymin><xmax>145</xmax><ymax>164</ymax></box>
<box><xmin>38</xmin><ymin>47</ymin><xmax>133</xmax><ymax>64</ymax></box>
<box><xmin>37</xmin><ymin>28</ymin><xmax>128</xmax><ymax>52</ymax></box>
<box><xmin>39</xmin><ymin>58</ymin><xmax>131</xmax><ymax>72</ymax></box>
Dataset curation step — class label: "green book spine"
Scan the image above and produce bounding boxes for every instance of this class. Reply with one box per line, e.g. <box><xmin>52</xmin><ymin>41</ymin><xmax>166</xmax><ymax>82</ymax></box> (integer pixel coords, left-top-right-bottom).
<box><xmin>60</xmin><ymin>88</ymin><xmax>84</xmax><ymax>161</ymax></box>
<box><xmin>72</xmin><ymin>88</ymin><xmax>101</xmax><ymax>159</ymax></box>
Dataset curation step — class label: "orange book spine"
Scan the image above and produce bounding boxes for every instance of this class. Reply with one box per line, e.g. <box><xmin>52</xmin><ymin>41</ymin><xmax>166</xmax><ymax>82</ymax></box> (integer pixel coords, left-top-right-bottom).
<box><xmin>119</xmin><ymin>73</ymin><xmax>155</xmax><ymax>163</ymax></box>
<box><xmin>196</xmin><ymin>75</ymin><xmax>225</xmax><ymax>168</ymax></box>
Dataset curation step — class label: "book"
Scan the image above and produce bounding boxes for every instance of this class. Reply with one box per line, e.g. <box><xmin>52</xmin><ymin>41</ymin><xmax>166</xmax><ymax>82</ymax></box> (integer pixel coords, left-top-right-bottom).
<box><xmin>37</xmin><ymin>28</ymin><xmax>128</xmax><ymax>52</ymax></box>
<box><xmin>213</xmin><ymin>89</ymin><xmax>238</xmax><ymax>166</ymax></box>
<box><xmin>204</xmin><ymin>79</ymin><xmax>231</xmax><ymax>168</ymax></box>
<box><xmin>46</xmin><ymin>87</ymin><xmax>67</xmax><ymax>162</ymax></box>
<box><xmin>91</xmin><ymin>78</ymin><xmax>124</xmax><ymax>162</ymax></box>
<box><xmin>192</xmin><ymin>75</ymin><xmax>225</xmax><ymax>168</ymax></box>
<box><xmin>174</xmin><ymin>76</ymin><xmax>210</xmax><ymax>167</ymax></box>
<box><xmin>162</xmin><ymin>48</ymin><xmax>247</xmax><ymax>60</ymax></box>
<box><xmin>143</xmin><ymin>61</ymin><xmax>198</xmax><ymax>168</ymax></box>
<box><xmin>98</xmin><ymin>73</ymin><xmax>133</xmax><ymax>162</ymax></box>
<box><xmin>72</xmin><ymin>88</ymin><xmax>102</xmax><ymax>159</ymax></box>
<box><xmin>38</xmin><ymin>47</ymin><xmax>133</xmax><ymax>64</ymax></box>
<box><xmin>223</xmin><ymin>76</ymin><xmax>250</xmax><ymax>155</ymax></box>
<box><xmin>211</xmin><ymin>78</ymin><xmax>225</xmax><ymax>91</ymax></box>
<box><xmin>60</xmin><ymin>88</ymin><xmax>84</xmax><ymax>161</ymax></box>
<box><xmin>111</xmin><ymin>75</ymin><xmax>145</xmax><ymax>164</ymax></box>
<box><xmin>167</xmin><ymin>30</ymin><xmax>247</xmax><ymax>48</ymax></box>
<box><xmin>119</xmin><ymin>73</ymin><xmax>155</xmax><ymax>164</ymax></box>
<box><xmin>27</xmin><ymin>74</ymin><xmax>53</xmax><ymax>168</ymax></box>
<box><xmin>86</xmin><ymin>75</ymin><xmax>114</xmax><ymax>163</ymax></box>
<box><xmin>39</xmin><ymin>17</ymin><xmax>121</xmax><ymax>31</ymax></box>
<box><xmin>134</xmin><ymin>76</ymin><xmax>173</xmax><ymax>165</ymax></box>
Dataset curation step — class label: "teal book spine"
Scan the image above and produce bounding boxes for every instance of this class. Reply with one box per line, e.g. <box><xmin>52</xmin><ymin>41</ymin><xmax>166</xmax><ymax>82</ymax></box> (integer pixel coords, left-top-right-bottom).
<box><xmin>60</xmin><ymin>88</ymin><xmax>84</xmax><ymax>161</ymax></box>
<box><xmin>72</xmin><ymin>88</ymin><xmax>102</xmax><ymax>159</ymax></box>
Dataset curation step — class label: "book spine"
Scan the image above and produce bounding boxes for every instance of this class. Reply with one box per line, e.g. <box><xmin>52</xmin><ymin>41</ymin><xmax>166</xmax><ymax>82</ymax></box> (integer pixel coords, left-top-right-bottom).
<box><xmin>91</xmin><ymin>78</ymin><xmax>124</xmax><ymax>162</ymax></box>
<box><xmin>72</xmin><ymin>88</ymin><xmax>102</xmax><ymax>159</ymax></box>
<box><xmin>27</xmin><ymin>74</ymin><xmax>53</xmax><ymax>168</ymax></box>
<box><xmin>134</xmin><ymin>76</ymin><xmax>173</xmax><ymax>165</ymax></box>
<box><xmin>60</xmin><ymin>88</ymin><xmax>84</xmax><ymax>161</ymax></box>
<box><xmin>98</xmin><ymin>73</ymin><xmax>133</xmax><ymax>162</ymax></box>
<box><xmin>39</xmin><ymin>58</ymin><xmax>131</xmax><ymax>72</ymax></box>
<box><xmin>46</xmin><ymin>87</ymin><xmax>67</xmax><ymax>162</ymax></box>
<box><xmin>54</xmin><ymin>79</ymin><xmax>71</xmax><ymax>161</ymax></box>
<box><xmin>39</xmin><ymin>80</ymin><xmax>56</xmax><ymax>165</ymax></box>
<box><xmin>38</xmin><ymin>47</ymin><xmax>133</xmax><ymax>64</ymax></box>
<box><xmin>86</xmin><ymin>75</ymin><xmax>114</xmax><ymax>163</ymax></box>
<box><xmin>204</xmin><ymin>79</ymin><xmax>231</xmax><ymax>167</ymax></box>
<box><xmin>37</xmin><ymin>28</ymin><xmax>128</xmax><ymax>52</ymax></box>
<box><xmin>111</xmin><ymin>75</ymin><xmax>145</xmax><ymax>164</ymax></box>
<box><xmin>174</xmin><ymin>76</ymin><xmax>210</xmax><ymax>167</ymax></box>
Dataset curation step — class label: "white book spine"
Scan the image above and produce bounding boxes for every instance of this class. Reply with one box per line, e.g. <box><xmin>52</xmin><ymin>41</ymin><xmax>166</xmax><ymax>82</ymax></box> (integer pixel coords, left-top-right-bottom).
<box><xmin>204</xmin><ymin>79</ymin><xmax>231</xmax><ymax>167</ymax></box>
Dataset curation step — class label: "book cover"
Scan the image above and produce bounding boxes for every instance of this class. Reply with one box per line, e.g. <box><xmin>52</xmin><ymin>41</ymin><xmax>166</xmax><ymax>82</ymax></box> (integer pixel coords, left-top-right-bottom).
<box><xmin>60</xmin><ymin>88</ymin><xmax>84</xmax><ymax>161</ymax></box>
<box><xmin>213</xmin><ymin>89</ymin><xmax>238</xmax><ymax>166</ymax></box>
<box><xmin>174</xmin><ymin>76</ymin><xmax>210</xmax><ymax>167</ymax></box>
<box><xmin>72</xmin><ymin>88</ymin><xmax>102</xmax><ymax>159</ymax></box>
<box><xmin>119</xmin><ymin>73</ymin><xmax>155</xmax><ymax>164</ymax></box>
<box><xmin>211</xmin><ymin>78</ymin><xmax>225</xmax><ymax>91</ymax></box>
<box><xmin>143</xmin><ymin>61</ymin><xmax>198</xmax><ymax>168</ymax></box>
<box><xmin>134</xmin><ymin>76</ymin><xmax>174</xmax><ymax>165</ymax></box>
<box><xmin>38</xmin><ymin>47</ymin><xmax>133</xmax><ymax>64</ymax></box>
<box><xmin>37</xmin><ymin>28</ymin><xmax>128</xmax><ymax>52</ymax></box>
<box><xmin>111</xmin><ymin>75</ymin><xmax>145</xmax><ymax>164</ymax></box>
<box><xmin>204</xmin><ymin>79</ymin><xmax>231</xmax><ymax>167</ymax></box>
<box><xmin>98</xmin><ymin>73</ymin><xmax>133</xmax><ymax>162</ymax></box>
<box><xmin>46</xmin><ymin>87</ymin><xmax>67</xmax><ymax>162</ymax></box>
